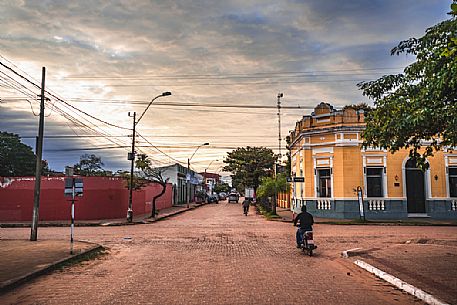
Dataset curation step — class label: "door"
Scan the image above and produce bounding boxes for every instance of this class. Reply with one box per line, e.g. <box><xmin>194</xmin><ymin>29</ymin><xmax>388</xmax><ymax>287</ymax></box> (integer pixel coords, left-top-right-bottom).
<box><xmin>405</xmin><ymin>159</ymin><xmax>426</xmax><ymax>213</ymax></box>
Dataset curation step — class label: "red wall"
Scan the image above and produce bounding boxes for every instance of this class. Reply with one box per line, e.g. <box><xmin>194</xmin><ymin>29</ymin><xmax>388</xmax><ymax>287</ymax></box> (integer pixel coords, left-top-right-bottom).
<box><xmin>0</xmin><ymin>176</ymin><xmax>172</xmax><ymax>221</ymax></box>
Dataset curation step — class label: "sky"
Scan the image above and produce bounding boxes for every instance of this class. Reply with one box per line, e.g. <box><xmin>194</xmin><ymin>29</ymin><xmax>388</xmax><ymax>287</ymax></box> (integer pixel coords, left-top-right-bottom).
<box><xmin>0</xmin><ymin>0</ymin><xmax>451</xmax><ymax>174</ymax></box>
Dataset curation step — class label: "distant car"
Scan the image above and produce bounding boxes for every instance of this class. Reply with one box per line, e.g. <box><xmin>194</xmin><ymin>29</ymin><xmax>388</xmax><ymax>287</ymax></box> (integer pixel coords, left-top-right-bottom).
<box><xmin>218</xmin><ymin>192</ymin><xmax>227</xmax><ymax>200</ymax></box>
<box><xmin>207</xmin><ymin>194</ymin><xmax>219</xmax><ymax>204</ymax></box>
<box><xmin>228</xmin><ymin>193</ymin><xmax>239</xmax><ymax>203</ymax></box>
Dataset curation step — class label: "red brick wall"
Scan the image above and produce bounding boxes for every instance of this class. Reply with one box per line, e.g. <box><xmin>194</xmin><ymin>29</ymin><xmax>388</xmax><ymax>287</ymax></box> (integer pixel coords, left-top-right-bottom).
<box><xmin>0</xmin><ymin>177</ymin><xmax>172</xmax><ymax>221</ymax></box>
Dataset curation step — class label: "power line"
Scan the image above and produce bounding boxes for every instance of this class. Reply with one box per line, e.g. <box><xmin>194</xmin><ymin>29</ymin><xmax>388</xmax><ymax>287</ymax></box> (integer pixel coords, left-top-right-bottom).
<box><xmin>62</xmin><ymin>67</ymin><xmax>404</xmax><ymax>80</ymax></box>
<box><xmin>0</xmin><ymin>59</ymin><xmax>130</xmax><ymax>131</ymax></box>
<box><xmin>75</xmin><ymin>78</ymin><xmax>381</xmax><ymax>87</ymax></box>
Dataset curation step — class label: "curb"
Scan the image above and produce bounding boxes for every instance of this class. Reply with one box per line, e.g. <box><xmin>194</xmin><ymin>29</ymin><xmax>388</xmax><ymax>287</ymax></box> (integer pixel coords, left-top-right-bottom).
<box><xmin>341</xmin><ymin>248</ymin><xmax>367</xmax><ymax>258</ymax></box>
<box><xmin>144</xmin><ymin>203</ymin><xmax>207</xmax><ymax>223</ymax></box>
<box><xmin>353</xmin><ymin>259</ymin><xmax>449</xmax><ymax>305</ymax></box>
<box><xmin>0</xmin><ymin>203</ymin><xmax>207</xmax><ymax>228</ymax></box>
<box><xmin>0</xmin><ymin>242</ymin><xmax>104</xmax><ymax>294</ymax></box>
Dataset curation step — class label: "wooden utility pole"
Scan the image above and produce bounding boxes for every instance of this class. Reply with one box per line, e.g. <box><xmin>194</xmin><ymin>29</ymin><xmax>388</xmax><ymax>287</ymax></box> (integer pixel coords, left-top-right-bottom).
<box><xmin>30</xmin><ymin>67</ymin><xmax>46</xmax><ymax>241</ymax></box>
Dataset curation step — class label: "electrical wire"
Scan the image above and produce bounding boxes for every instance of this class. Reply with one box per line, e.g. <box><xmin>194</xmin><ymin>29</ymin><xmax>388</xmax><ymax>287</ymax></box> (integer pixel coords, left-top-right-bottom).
<box><xmin>62</xmin><ymin>67</ymin><xmax>404</xmax><ymax>80</ymax></box>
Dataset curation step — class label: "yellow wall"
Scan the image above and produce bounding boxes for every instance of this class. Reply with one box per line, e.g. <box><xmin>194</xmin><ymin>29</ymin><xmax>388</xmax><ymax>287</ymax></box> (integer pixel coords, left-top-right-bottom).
<box><xmin>288</xmin><ymin>103</ymin><xmax>457</xmax><ymax>203</ymax></box>
<box><xmin>429</xmin><ymin>150</ymin><xmax>447</xmax><ymax>198</ymax></box>
<box><xmin>386</xmin><ymin>152</ymin><xmax>405</xmax><ymax>198</ymax></box>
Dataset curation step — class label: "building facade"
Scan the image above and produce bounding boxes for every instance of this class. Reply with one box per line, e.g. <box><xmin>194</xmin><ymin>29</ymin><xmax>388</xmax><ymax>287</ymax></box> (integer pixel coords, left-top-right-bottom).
<box><xmin>199</xmin><ymin>172</ymin><xmax>220</xmax><ymax>195</ymax></box>
<box><xmin>159</xmin><ymin>163</ymin><xmax>202</xmax><ymax>205</ymax></box>
<box><xmin>289</xmin><ymin>103</ymin><xmax>457</xmax><ymax>220</ymax></box>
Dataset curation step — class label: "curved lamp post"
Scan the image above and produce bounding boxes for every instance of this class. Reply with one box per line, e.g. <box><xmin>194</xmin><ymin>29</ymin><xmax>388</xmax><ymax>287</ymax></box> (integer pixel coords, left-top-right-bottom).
<box><xmin>187</xmin><ymin>142</ymin><xmax>209</xmax><ymax>207</ymax></box>
<box><xmin>204</xmin><ymin>159</ymin><xmax>219</xmax><ymax>195</ymax></box>
<box><xmin>127</xmin><ymin>91</ymin><xmax>172</xmax><ymax>223</ymax></box>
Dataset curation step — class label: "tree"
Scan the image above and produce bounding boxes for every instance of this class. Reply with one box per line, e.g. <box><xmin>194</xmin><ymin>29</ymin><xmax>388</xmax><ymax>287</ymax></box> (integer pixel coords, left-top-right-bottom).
<box><xmin>342</xmin><ymin>102</ymin><xmax>372</xmax><ymax>113</ymax></box>
<box><xmin>214</xmin><ymin>182</ymin><xmax>230</xmax><ymax>194</ymax></box>
<box><xmin>285</xmin><ymin>136</ymin><xmax>292</xmax><ymax>177</ymax></box>
<box><xmin>135</xmin><ymin>154</ymin><xmax>169</xmax><ymax>218</ymax></box>
<box><xmin>358</xmin><ymin>4</ymin><xmax>457</xmax><ymax>169</ymax></box>
<box><xmin>0</xmin><ymin>132</ymin><xmax>36</xmax><ymax>176</ymax></box>
<box><xmin>256</xmin><ymin>174</ymin><xmax>290</xmax><ymax>214</ymax></box>
<box><xmin>74</xmin><ymin>154</ymin><xmax>106</xmax><ymax>176</ymax></box>
<box><xmin>223</xmin><ymin>146</ymin><xmax>277</xmax><ymax>193</ymax></box>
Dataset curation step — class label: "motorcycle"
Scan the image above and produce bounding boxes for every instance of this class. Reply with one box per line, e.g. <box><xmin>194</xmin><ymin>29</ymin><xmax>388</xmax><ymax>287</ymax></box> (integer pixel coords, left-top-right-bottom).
<box><xmin>243</xmin><ymin>205</ymin><xmax>249</xmax><ymax>216</ymax></box>
<box><xmin>300</xmin><ymin>230</ymin><xmax>317</xmax><ymax>256</ymax></box>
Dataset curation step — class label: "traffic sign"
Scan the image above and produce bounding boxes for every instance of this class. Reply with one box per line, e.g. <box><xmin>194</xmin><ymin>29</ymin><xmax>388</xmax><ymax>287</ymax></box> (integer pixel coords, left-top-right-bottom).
<box><xmin>293</xmin><ymin>177</ymin><xmax>305</xmax><ymax>182</ymax></box>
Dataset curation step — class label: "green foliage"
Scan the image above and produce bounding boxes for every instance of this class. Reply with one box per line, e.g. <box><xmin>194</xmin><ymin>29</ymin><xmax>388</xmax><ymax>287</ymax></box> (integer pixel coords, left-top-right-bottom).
<box><xmin>358</xmin><ymin>7</ymin><xmax>457</xmax><ymax>170</ymax></box>
<box><xmin>135</xmin><ymin>154</ymin><xmax>168</xmax><ymax>184</ymax></box>
<box><xmin>256</xmin><ymin>203</ymin><xmax>280</xmax><ymax>219</ymax></box>
<box><xmin>285</xmin><ymin>136</ymin><xmax>292</xmax><ymax>176</ymax></box>
<box><xmin>223</xmin><ymin>146</ymin><xmax>277</xmax><ymax>191</ymax></box>
<box><xmin>214</xmin><ymin>182</ymin><xmax>230</xmax><ymax>194</ymax></box>
<box><xmin>0</xmin><ymin>132</ymin><xmax>36</xmax><ymax>176</ymax></box>
<box><xmin>342</xmin><ymin>103</ymin><xmax>372</xmax><ymax>112</ymax></box>
<box><xmin>256</xmin><ymin>174</ymin><xmax>290</xmax><ymax>198</ymax></box>
<box><xmin>74</xmin><ymin>154</ymin><xmax>107</xmax><ymax>176</ymax></box>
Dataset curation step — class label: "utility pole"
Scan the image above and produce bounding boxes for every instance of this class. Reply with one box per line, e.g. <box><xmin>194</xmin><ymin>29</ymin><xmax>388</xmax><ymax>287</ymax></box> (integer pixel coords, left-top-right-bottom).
<box><xmin>273</xmin><ymin>93</ymin><xmax>283</xmax><ymax>215</ymax></box>
<box><xmin>30</xmin><ymin>67</ymin><xmax>46</xmax><ymax>241</ymax></box>
<box><xmin>277</xmin><ymin>93</ymin><xmax>283</xmax><ymax>161</ymax></box>
<box><xmin>127</xmin><ymin>111</ymin><xmax>136</xmax><ymax>223</ymax></box>
<box><xmin>187</xmin><ymin>158</ymin><xmax>191</xmax><ymax>208</ymax></box>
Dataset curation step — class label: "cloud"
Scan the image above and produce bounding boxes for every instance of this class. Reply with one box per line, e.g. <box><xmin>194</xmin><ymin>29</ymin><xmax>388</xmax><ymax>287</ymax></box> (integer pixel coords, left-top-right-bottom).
<box><xmin>0</xmin><ymin>0</ymin><xmax>451</xmax><ymax>171</ymax></box>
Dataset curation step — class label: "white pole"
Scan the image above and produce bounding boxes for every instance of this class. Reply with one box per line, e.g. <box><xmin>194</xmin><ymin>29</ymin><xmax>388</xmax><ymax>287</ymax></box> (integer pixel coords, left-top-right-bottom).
<box><xmin>70</xmin><ymin>181</ymin><xmax>75</xmax><ymax>254</ymax></box>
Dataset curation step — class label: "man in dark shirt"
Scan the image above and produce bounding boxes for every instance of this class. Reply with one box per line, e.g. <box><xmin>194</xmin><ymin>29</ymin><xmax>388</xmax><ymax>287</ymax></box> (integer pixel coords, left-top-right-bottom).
<box><xmin>293</xmin><ymin>205</ymin><xmax>314</xmax><ymax>248</ymax></box>
<box><xmin>242</xmin><ymin>198</ymin><xmax>250</xmax><ymax>215</ymax></box>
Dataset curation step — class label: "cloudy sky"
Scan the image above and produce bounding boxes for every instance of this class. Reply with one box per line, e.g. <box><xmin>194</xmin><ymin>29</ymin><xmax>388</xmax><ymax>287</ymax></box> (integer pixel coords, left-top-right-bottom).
<box><xmin>0</xmin><ymin>0</ymin><xmax>451</xmax><ymax>173</ymax></box>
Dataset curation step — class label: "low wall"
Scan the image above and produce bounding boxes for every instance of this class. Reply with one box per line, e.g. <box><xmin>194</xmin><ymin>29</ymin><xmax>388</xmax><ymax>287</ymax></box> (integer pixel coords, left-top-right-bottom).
<box><xmin>0</xmin><ymin>176</ymin><xmax>172</xmax><ymax>221</ymax></box>
<box><xmin>290</xmin><ymin>198</ymin><xmax>457</xmax><ymax>220</ymax></box>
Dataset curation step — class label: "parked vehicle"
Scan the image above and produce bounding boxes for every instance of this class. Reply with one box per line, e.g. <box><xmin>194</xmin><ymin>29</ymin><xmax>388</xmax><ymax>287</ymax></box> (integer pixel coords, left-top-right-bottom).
<box><xmin>228</xmin><ymin>193</ymin><xmax>239</xmax><ymax>203</ymax></box>
<box><xmin>299</xmin><ymin>230</ymin><xmax>317</xmax><ymax>256</ymax></box>
<box><xmin>207</xmin><ymin>194</ymin><xmax>219</xmax><ymax>204</ymax></box>
<box><xmin>218</xmin><ymin>192</ymin><xmax>227</xmax><ymax>200</ymax></box>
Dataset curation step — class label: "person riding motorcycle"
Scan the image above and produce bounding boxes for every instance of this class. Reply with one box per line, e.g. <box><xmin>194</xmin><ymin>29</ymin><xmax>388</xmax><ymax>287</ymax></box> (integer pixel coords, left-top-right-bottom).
<box><xmin>242</xmin><ymin>198</ymin><xmax>250</xmax><ymax>215</ymax></box>
<box><xmin>293</xmin><ymin>205</ymin><xmax>314</xmax><ymax>248</ymax></box>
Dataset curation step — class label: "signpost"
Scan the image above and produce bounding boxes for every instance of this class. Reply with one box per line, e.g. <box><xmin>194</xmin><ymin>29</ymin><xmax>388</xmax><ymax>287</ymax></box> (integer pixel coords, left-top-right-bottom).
<box><xmin>64</xmin><ymin>177</ymin><xmax>83</xmax><ymax>254</ymax></box>
<box><xmin>290</xmin><ymin>177</ymin><xmax>304</xmax><ymax>211</ymax></box>
<box><xmin>356</xmin><ymin>186</ymin><xmax>365</xmax><ymax>221</ymax></box>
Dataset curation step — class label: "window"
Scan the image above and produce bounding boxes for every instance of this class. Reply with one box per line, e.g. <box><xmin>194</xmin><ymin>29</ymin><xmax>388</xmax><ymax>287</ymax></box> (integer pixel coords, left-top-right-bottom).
<box><xmin>449</xmin><ymin>167</ymin><xmax>457</xmax><ymax>197</ymax></box>
<box><xmin>366</xmin><ymin>167</ymin><xmax>383</xmax><ymax>197</ymax></box>
<box><xmin>317</xmin><ymin>168</ymin><xmax>331</xmax><ymax>197</ymax></box>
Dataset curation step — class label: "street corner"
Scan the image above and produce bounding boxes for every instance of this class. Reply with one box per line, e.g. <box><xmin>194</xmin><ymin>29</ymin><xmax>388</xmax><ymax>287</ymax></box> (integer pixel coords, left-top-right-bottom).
<box><xmin>347</xmin><ymin>242</ymin><xmax>457</xmax><ymax>305</ymax></box>
<box><xmin>0</xmin><ymin>239</ymin><xmax>105</xmax><ymax>293</ymax></box>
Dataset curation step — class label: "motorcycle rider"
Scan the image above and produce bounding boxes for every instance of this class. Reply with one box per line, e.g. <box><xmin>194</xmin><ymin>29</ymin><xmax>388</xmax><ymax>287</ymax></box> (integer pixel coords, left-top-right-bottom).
<box><xmin>293</xmin><ymin>205</ymin><xmax>314</xmax><ymax>248</ymax></box>
<box><xmin>242</xmin><ymin>198</ymin><xmax>250</xmax><ymax>215</ymax></box>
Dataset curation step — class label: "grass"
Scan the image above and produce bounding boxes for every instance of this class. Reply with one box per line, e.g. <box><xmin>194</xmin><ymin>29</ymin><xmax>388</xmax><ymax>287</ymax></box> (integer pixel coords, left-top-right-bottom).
<box><xmin>256</xmin><ymin>204</ymin><xmax>281</xmax><ymax>220</ymax></box>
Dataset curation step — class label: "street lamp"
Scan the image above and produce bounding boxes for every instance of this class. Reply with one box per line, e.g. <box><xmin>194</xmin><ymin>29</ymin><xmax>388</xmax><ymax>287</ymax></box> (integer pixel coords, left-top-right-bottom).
<box><xmin>187</xmin><ymin>142</ymin><xmax>209</xmax><ymax>208</ymax></box>
<box><xmin>204</xmin><ymin>159</ymin><xmax>219</xmax><ymax>195</ymax></box>
<box><xmin>127</xmin><ymin>91</ymin><xmax>172</xmax><ymax>223</ymax></box>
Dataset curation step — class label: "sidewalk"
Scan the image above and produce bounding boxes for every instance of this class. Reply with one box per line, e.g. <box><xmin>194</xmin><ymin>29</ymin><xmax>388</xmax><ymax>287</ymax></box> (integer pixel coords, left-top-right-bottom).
<box><xmin>275</xmin><ymin>207</ymin><xmax>457</xmax><ymax>226</ymax></box>
<box><xmin>0</xmin><ymin>240</ymin><xmax>103</xmax><ymax>293</ymax></box>
<box><xmin>0</xmin><ymin>202</ymin><xmax>206</xmax><ymax>228</ymax></box>
<box><xmin>0</xmin><ymin>202</ymin><xmax>206</xmax><ymax>293</ymax></box>
<box><xmin>353</xmin><ymin>242</ymin><xmax>457</xmax><ymax>304</ymax></box>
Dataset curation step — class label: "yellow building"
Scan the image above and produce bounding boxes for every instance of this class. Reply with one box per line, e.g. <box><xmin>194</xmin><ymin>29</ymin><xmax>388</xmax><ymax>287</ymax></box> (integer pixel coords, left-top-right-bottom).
<box><xmin>289</xmin><ymin>103</ymin><xmax>457</xmax><ymax>219</ymax></box>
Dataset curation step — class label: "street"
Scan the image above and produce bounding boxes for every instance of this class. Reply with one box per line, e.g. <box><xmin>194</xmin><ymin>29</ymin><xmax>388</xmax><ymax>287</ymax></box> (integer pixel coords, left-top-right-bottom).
<box><xmin>1</xmin><ymin>202</ymin><xmax>454</xmax><ymax>304</ymax></box>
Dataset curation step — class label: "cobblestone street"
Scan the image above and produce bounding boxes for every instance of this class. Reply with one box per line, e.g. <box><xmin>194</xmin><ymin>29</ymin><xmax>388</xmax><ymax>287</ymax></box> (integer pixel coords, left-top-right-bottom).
<box><xmin>2</xmin><ymin>202</ymin><xmax>453</xmax><ymax>304</ymax></box>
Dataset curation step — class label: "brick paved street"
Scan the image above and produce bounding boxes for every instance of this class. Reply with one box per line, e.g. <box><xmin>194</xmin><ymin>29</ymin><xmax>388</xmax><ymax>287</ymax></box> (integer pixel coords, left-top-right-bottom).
<box><xmin>2</xmin><ymin>202</ymin><xmax>455</xmax><ymax>304</ymax></box>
